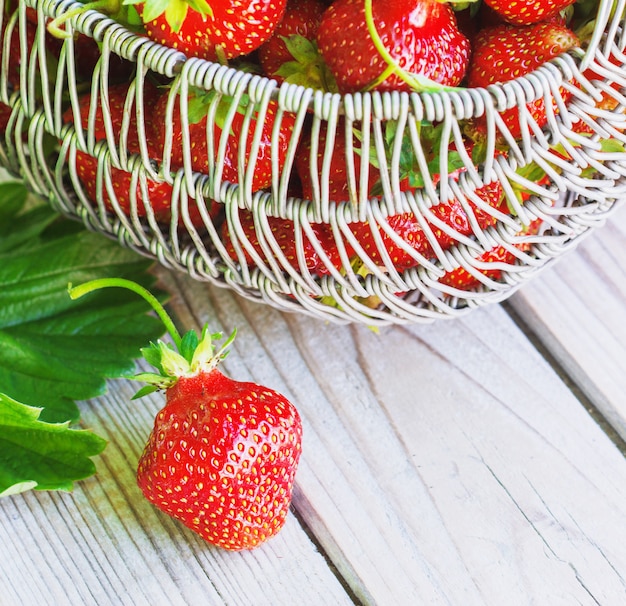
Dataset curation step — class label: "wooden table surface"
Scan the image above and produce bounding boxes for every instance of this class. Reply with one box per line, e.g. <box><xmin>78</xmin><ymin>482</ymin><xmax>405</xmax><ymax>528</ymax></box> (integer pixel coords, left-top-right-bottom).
<box><xmin>1</xmin><ymin>199</ymin><xmax>625</xmax><ymax>605</ymax></box>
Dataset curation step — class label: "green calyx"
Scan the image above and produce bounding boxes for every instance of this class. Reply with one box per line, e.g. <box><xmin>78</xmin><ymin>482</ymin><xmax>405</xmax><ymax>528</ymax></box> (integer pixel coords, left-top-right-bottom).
<box><xmin>68</xmin><ymin>278</ymin><xmax>235</xmax><ymax>399</ymax></box>
<box><xmin>132</xmin><ymin>327</ymin><xmax>235</xmax><ymax>398</ymax></box>
<box><xmin>124</xmin><ymin>0</ymin><xmax>213</xmax><ymax>33</ymax></box>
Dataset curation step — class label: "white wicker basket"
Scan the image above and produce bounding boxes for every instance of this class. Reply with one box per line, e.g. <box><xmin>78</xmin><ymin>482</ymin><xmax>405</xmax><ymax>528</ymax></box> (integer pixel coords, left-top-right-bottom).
<box><xmin>2</xmin><ymin>0</ymin><xmax>626</xmax><ymax>325</ymax></box>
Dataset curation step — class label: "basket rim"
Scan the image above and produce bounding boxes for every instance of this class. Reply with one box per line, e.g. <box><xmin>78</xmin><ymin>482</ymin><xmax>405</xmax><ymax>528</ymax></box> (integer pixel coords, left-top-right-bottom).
<box><xmin>4</xmin><ymin>0</ymin><xmax>625</xmax><ymax>327</ymax></box>
<box><xmin>25</xmin><ymin>0</ymin><xmax>617</xmax><ymax>119</ymax></box>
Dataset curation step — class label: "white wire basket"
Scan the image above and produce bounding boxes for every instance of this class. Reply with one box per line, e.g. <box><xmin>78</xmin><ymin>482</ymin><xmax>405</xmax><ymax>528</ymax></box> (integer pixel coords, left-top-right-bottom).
<box><xmin>2</xmin><ymin>0</ymin><xmax>626</xmax><ymax>325</ymax></box>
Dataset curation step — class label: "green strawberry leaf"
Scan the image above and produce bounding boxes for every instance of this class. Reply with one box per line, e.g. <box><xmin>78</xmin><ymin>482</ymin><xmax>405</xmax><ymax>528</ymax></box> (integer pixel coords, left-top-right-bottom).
<box><xmin>0</xmin><ymin>180</ymin><xmax>26</xmax><ymax>220</ymax></box>
<box><xmin>187</xmin><ymin>89</ymin><xmax>217</xmax><ymax>124</ymax></box>
<box><xmin>187</xmin><ymin>88</ymin><xmax>252</xmax><ymax>137</ymax></box>
<box><xmin>125</xmin><ymin>4</ymin><xmax>144</xmax><ymax>28</ymax></box>
<box><xmin>0</xmin><ymin>185</ymin><xmax>165</xmax><ymax>423</ymax></box>
<box><xmin>0</xmin><ymin>393</ymin><xmax>106</xmax><ymax>496</ymax></box>
<box><xmin>0</xmin><ymin>184</ymin><xmax>58</xmax><ymax>252</ymax></box>
<box><xmin>283</xmin><ymin>35</ymin><xmax>319</xmax><ymax>64</ymax></box>
<box><xmin>127</xmin><ymin>0</ymin><xmax>174</xmax><ymax>23</ymax></box>
<box><xmin>131</xmin><ymin>0</ymin><xmax>213</xmax><ymax>33</ymax></box>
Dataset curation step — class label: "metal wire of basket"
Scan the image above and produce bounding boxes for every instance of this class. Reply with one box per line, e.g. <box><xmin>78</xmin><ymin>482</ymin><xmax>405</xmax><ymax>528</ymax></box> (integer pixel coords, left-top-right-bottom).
<box><xmin>2</xmin><ymin>0</ymin><xmax>626</xmax><ymax>325</ymax></box>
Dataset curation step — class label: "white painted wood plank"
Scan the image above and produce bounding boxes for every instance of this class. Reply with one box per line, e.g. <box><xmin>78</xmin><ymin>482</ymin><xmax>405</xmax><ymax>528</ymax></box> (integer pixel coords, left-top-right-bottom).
<box><xmin>508</xmin><ymin>201</ymin><xmax>626</xmax><ymax>439</ymax></box>
<box><xmin>2</xmin><ymin>184</ymin><xmax>625</xmax><ymax>605</ymax></box>
<box><xmin>161</xmin><ymin>269</ymin><xmax>626</xmax><ymax>605</ymax></box>
<box><xmin>0</xmin><ymin>376</ymin><xmax>354</xmax><ymax>606</ymax></box>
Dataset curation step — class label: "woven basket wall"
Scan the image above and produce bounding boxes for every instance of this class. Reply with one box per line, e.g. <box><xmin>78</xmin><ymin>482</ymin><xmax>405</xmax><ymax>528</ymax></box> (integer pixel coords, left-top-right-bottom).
<box><xmin>2</xmin><ymin>0</ymin><xmax>626</xmax><ymax>325</ymax></box>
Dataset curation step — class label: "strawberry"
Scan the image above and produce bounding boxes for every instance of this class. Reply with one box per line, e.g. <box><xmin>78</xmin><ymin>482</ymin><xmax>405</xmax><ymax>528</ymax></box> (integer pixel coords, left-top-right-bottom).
<box><xmin>72</xmin><ymin>155</ymin><xmax>185</xmax><ymax>224</ymax></box>
<box><xmin>467</xmin><ymin>22</ymin><xmax>580</xmax><ymax>139</ymax></box>
<box><xmin>483</xmin><ymin>0</ymin><xmax>574</xmax><ymax>26</ymax></box>
<box><xmin>295</xmin><ymin>123</ymin><xmax>378</xmax><ymax>204</ymax></box>
<box><xmin>68</xmin><ymin>279</ymin><xmax>303</xmax><ymax>551</ymax></box>
<box><xmin>152</xmin><ymin>87</ymin><xmax>296</xmax><ymax>193</ymax></box>
<box><xmin>438</xmin><ymin>218</ymin><xmax>543</xmax><ymax>289</ymax></box>
<box><xmin>2</xmin><ymin>9</ymin><xmax>36</xmax><ymax>89</ymax></box>
<box><xmin>0</xmin><ymin>103</ymin><xmax>12</xmax><ymax>133</ymax></box>
<box><xmin>133</xmin><ymin>0</ymin><xmax>286</xmax><ymax>61</ymax></box>
<box><xmin>257</xmin><ymin>0</ymin><xmax>334</xmax><ymax>90</ymax></box>
<box><xmin>349</xmin><ymin>180</ymin><xmax>507</xmax><ymax>272</ymax></box>
<box><xmin>297</xmin><ymin>119</ymin><xmax>510</xmax><ymax>273</ymax></box>
<box><xmin>0</xmin><ymin>15</ymin><xmax>37</xmax><ymax>134</ymax></box>
<box><xmin>64</xmin><ymin>83</ymin><xmax>218</xmax><ymax>225</ymax></box>
<box><xmin>221</xmin><ymin>208</ymin><xmax>350</xmax><ymax>275</ymax></box>
<box><xmin>439</xmin><ymin>243</ymin><xmax>521</xmax><ymax>289</ymax></box>
<box><xmin>316</xmin><ymin>0</ymin><xmax>470</xmax><ymax>94</ymax></box>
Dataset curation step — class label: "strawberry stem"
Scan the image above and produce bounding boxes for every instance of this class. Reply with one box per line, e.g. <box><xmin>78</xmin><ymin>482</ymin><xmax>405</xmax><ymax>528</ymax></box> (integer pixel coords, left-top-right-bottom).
<box><xmin>362</xmin><ymin>0</ymin><xmax>460</xmax><ymax>93</ymax></box>
<box><xmin>68</xmin><ymin>278</ymin><xmax>182</xmax><ymax>349</ymax></box>
<box><xmin>47</xmin><ymin>0</ymin><xmax>123</xmax><ymax>38</ymax></box>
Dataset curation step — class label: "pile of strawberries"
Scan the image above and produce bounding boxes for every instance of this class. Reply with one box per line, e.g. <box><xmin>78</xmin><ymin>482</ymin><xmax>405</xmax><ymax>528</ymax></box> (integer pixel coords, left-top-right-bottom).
<box><xmin>1</xmin><ymin>0</ymin><xmax>618</xmax><ymax>295</ymax></box>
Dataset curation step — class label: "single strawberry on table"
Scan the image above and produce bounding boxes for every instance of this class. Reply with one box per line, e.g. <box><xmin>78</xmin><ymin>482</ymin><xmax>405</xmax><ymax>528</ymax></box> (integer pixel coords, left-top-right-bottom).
<box><xmin>68</xmin><ymin>278</ymin><xmax>303</xmax><ymax>551</ymax></box>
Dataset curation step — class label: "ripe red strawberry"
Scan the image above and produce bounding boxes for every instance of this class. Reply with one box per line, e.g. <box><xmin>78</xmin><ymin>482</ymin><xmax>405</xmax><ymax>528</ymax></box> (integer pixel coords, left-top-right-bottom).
<box><xmin>0</xmin><ymin>12</ymin><xmax>37</xmax><ymax>135</ymax></box>
<box><xmin>63</xmin><ymin>81</ymin><xmax>160</xmax><ymax>144</ymax></box>
<box><xmin>467</xmin><ymin>22</ymin><xmax>580</xmax><ymax>139</ymax></box>
<box><xmin>257</xmin><ymin>0</ymin><xmax>331</xmax><ymax>88</ymax></box>
<box><xmin>349</xmin><ymin>180</ymin><xmax>507</xmax><ymax>272</ymax></box>
<box><xmin>0</xmin><ymin>103</ymin><xmax>12</xmax><ymax>133</ymax></box>
<box><xmin>570</xmin><ymin>52</ymin><xmax>626</xmax><ymax>135</ymax></box>
<box><xmin>296</xmin><ymin>120</ymin><xmax>510</xmax><ymax>272</ymax></box>
<box><xmin>2</xmin><ymin>9</ymin><xmax>36</xmax><ymax>89</ymax></box>
<box><xmin>295</xmin><ymin>124</ymin><xmax>379</xmax><ymax>204</ymax></box>
<box><xmin>483</xmin><ymin>0</ymin><xmax>574</xmax><ymax>26</ymax></box>
<box><xmin>63</xmin><ymin>83</ymin><xmax>218</xmax><ymax>225</ymax></box>
<box><xmin>439</xmin><ymin>218</ymin><xmax>543</xmax><ymax>289</ymax></box>
<box><xmin>221</xmin><ymin>208</ymin><xmax>350</xmax><ymax>275</ymax></box>
<box><xmin>316</xmin><ymin>0</ymin><xmax>470</xmax><ymax>94</ymax></box>
<box><xmin>439</xmin><ymin>243</ymin><xmax>520</xmax><ymax>289</ymax></box>
<box><xmin>134</xmin><ymin>0</ymin><xmax>286</xmax><ymax>61</ymax></box>
<box><xmin>152</xmin><ymin>87</ymin><xmax>296</xmax><ymax>193</ymax></box>
<box><xmin>69</xmin><ymin>279</ymin><xmax>302</xmax><ymax>551</ymax></box>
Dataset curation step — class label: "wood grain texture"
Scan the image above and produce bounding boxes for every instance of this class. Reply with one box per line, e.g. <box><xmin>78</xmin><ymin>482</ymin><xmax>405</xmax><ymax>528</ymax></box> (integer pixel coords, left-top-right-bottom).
<box><xmin>1</xmin><ymin>198</ymin><xmax>625</xmax><ymax>606</ymax></box>
<box><xmin>508</xmin><ymin>201</ymin><xmax>626</xmax><ymax>440</ymax></box>
<box><xmin>158</xmin><ymin>264</ymin><xmax>626</xmax><ymax>605</ymax></box>
<box><xmin>0</xmin><ymin>376</ymin><xmax>353</xmax><ymax>606</ymax></box>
